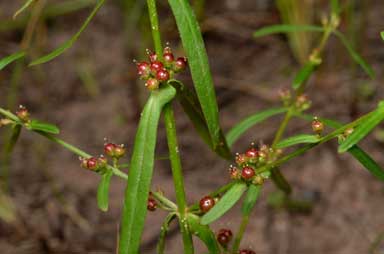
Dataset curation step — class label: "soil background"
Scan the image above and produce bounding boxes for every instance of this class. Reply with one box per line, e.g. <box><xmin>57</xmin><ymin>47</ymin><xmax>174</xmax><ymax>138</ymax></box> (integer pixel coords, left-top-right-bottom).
<box><xmin>0</xmin><ymin>0</ymin><xmax>384</xmax><ymax>253</ymax></box>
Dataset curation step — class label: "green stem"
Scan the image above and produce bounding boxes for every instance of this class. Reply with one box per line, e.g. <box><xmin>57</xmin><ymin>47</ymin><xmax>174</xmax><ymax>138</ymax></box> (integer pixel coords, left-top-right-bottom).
<box><xmin>231</xmin><ymin>215</ymin><xmax>249</xmax><ymax>253</ymax></box>
<box><xmin>163</xmin><ymin>104</ymin><xmax>194</xmax><ymax>254</ymax></box>
<box><xmin>146</xmin><ymin>0</ymin><xmax>163</xmax><ymax>59</ymax></box>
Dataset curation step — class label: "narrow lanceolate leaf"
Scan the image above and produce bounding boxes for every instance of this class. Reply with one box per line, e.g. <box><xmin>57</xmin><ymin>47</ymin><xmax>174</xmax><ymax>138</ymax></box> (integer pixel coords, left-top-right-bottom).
<box><xmin>339</xmin><ymin>106</ymin><xmax>384</xmax><ymax>153</ymax></box>
<box><xmin>5</xmin><ymin>125</ymin><xmax>22</xmax><ymax>156</ymax></box>
<box><xmin>29</xmin><ymin>0</ymin><xmax>105</xmax><ymax>66</ymax></box>
<box><xmin>187</xmin><ymin>214</ymin><xmax>220</xmax><ymax>254</ymax></box>
<box><xmin>168</xmin><ymin>79</ymin><xmax>231</xmax><ymax>160</ymax></box>
<box><xmin>0</xmin><ymin>51</ymin><xmax>25</xmax><ymax>70</ymax></box>
<box><xmin>119</xmin><ymin>85</ymin><xmax>176</xmax><ymax>254</ymax></box>
<box><xmin>201</xmin><ymin>182</ymin><xmax>247</xmax><ymax>225</ymax></box>
<box><xmin>348</xmin><ymin>146</ymin><xmax>384</xmax><ymax>181</ymax></box>
<box><xmin>167</xmin><ymin>0</ymin><xmax>224</xmax><ymax>152</ymax></box>
<box><xmin>292</xmin><ymin>62</ymin><xmax>317</xmax><ymax>90</ymax></box>
<box><xmin>276</xmin><ymin>134</ymin><xmax>320</xmax><ymax>149</ymax></box>
<box><xmin>226</xmin><ymin>108</ymin><xmax>287</xmax><ymax>147</ymax></box>
<box><xmin>26</xmin><ymin>120</ymin><xmax>60</xmax><ymax>134</ymax></box>
<box><xmin>295</xmin><ymin>113</ymin><xmax>384</xmax><ymax>181</ymax></box>
<box><xmin>333</xmin><ymin>31</ymin><xmax>375</xmax><ymax>79</ymax></box>
<box><xmin>97</xmin><ymin>170</ymin><xmax>113</xmax><ymax>212</ymax></box>
<box><xmin>253</xmin><ymin>24</ymin><xmax>324</xmax><ymax>38</ymax></box>
<box><xmin>13</xmin><ymin>0</ymin><xmax>36</xmax><ymax>19</ymax></box>
<box><xmin>241</xmin><ymin>184</ymin><xmax>262</xmax><ymax>216</ymax></box>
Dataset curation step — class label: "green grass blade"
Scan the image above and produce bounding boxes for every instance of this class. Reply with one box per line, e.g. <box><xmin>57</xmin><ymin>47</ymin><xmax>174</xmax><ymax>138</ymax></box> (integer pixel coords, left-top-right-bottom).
<box><xmin>168</xmin><ymin>79</ymin><xmax>231</xmax><ymax>159</ymax></box>
<box><xmin>29</xmin><ymin>0</ymin><xmax>105</xmax><ymax>66</ymax></box>
<box><xmin>241</xmin><ymin>184</ymin><xmax>262</xmax><ymax>216</ymax></box>
<box><xmin>339</xmin><ymin>106</ymin><xmax>384</xmax><ymax>153</ymax></box>
<box><xmin>201</xmin><ymin>182</ymin><xmax>247</xmax><ymax>225</ymax></box>
<box><xmin>13</xmin><ymin>0</ymin><xmax>36</xmax><ymax>19</ymax></box>
<box><xmin>348</xmin><ymin>146</ymin><xmax>384</xmax><ymax>181</ymax></box>
<box><xmin>167</xmin><ymin>0</ymin><xmax>224</xmax><ymax>151</ymax></box>
<box><xmin>226</xmin><ymin>108</ymin><xmax>287</xmax><ymax>147</ymax></box>
<box><xmin>97</xmin><ymin>170</ymin><xmax>113</xmax><ymax>212</ymax></box>
<box><xmin>187</xmin><ymin>214</ymin><xmax>220</xmax><ymax>254</ymax></box>
<box><xmin>253</xmin><ymin>24</ymin><xmax>324</xmax><ymax>38</ymax></box>
<box><xmin>27</xmin><ymin>120</ymin><xmax>60</xmax><ymax>134</ymax></box>
<box><xmin>333</xmin><ymin>30</ymin><xmax>375</xmax><ymax>78</ymax></box>
<box><xmin>292</xmin><ymin>62</ymin><xmax>316</xmax><ymax>90</ymax></box>
<box><xmin>0</xmin><ymin>51</ymin><xmax>25</xmax><ymax>70</ymax></box>
<box><xmin>118</xmin><ymin>85</ymin><xmax>176</xmax><ymax>254</ymax></box>
<box><xmin>276</xmin><ymin>134</ymin><xmax>320</xmax><ymax>149</ymax></box>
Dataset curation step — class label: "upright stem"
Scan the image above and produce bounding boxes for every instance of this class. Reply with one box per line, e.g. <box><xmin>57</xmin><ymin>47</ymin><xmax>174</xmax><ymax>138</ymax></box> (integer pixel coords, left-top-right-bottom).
<box><xmin>231</xmin><ymin>215</ymin><xmax>249</xmax><ymax>253</ymax></box>
<box><xmin>163</xmin><ymin>104</ymin><xmax>194</xmax><ymax>254</ymax></box>
<box><xmin>146</xmin><ymin>0</ymin><xmax>193</xmax><ymax>253</ymax></box>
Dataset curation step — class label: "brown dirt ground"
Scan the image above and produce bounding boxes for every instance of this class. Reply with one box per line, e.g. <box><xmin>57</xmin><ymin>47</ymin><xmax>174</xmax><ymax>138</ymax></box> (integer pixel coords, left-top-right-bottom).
<box><xmin>0</xmin><ymin>0</ymin><xmax>384</xmax><ymax>253</ymax></box>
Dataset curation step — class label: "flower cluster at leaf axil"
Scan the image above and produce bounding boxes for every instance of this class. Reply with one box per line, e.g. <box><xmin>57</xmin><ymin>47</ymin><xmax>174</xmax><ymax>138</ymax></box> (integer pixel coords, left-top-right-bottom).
<box><xmin>279</xmin><ymin>88</ymin><xmax>311</xmax><ymax>112</ymax></box>
<box><xmin>136</xmin><ymin>47</ymin><xmax>187</xmax><ymax>90</ymax></box>
<box><xmin>80</xmin><ymin>142</ymin><xmax>126</xmax><ymax>172</ymax></box>
<box><xmin>229</xmin><ymin>144</ymin><xmax>281</xmax><ymax>185</ymax></box>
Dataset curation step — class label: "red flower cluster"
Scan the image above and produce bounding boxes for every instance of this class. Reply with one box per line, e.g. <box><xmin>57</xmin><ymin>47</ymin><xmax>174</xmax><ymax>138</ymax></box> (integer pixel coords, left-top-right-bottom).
<box><xmin>136</xmin><ymin>47</ymin><xmax>187</xmax><ymax>90</ymax></box>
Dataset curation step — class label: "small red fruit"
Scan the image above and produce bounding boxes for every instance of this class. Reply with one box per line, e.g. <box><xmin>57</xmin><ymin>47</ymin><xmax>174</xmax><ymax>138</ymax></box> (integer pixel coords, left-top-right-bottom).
<box><xmin>311</xmin><ymin>117</ymin><xmax>324</xmax><ymax>134</ymax></box>
<box><xmin>148</xmin><ymin>51</ymin><xmax>157</xmax><ymax>62</ymax></box>
<box><xmin>216</xmin><ymin>229</ymin><xmax>233</xmax><ymax>246</ymax></box>
<box><xmin>145</xmin><ymin>78</ymin><xmax>159</xmax><ymax>90</ymax></box>
<box><xmin>114</xmin><ymin>145</ymin><xmax>126</xmax><ymax>158</ymax></box>
<box><xmin>150</xmin><ymin>61</ymin><xmax>164</xmax><ymax>72</ymax></box>
<box><xmin>174</xmin><ymin>57</ymin><xmax>187</xmax><ymax>72</ymax></box>
<box><xmin>16</xmin><ymin>105</ymin><xmax>30</xmax><ymax>122</ymax></box>
<box><xmin>199</xmin><ymin>196</ymin><xmax>215</xmax><ymax>213</ymax></box>
<box><xmin>104</xmin><ymin>143</ymin><xmax>117</xmax><ymax>157</ymax></box>
<box><xmin>156</xmin><ymin>69</ymin><xmax>170</xmax><ymax>81</ymax></box>
<box><xmin>163</xmin><ymin>53</ymin><xmax>174</xmax><ymax>64</ymax></box>
<box><xmin>246</xmin><ymin>148</ymin><xmax>258</xmax><ymax>158</ymax></box>
<box><xmin>147</xmin><ymin>197</ymin><xmax>157</xmax><ymax>211</ymax></box>
<box><xmin>86</xmin><ymin>157</ymin><xmax>98</xmax><ymax>170</ymax></box>
<box><xmin>241</xmin><ymin>166</ymin><xmax>255</xmax><ymax>180</ymax></box>
<box><xmin>137</xmin><ymin>61</ymin><xmax>150</xmax><ymax>78</ymax></box>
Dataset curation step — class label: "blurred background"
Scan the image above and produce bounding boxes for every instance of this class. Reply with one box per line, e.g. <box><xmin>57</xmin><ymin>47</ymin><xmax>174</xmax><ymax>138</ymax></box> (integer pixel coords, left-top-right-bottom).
<box><xmin>0</xmin><ymin>0</ymin><xmax>384</xmax><ymax>253</ymax></box>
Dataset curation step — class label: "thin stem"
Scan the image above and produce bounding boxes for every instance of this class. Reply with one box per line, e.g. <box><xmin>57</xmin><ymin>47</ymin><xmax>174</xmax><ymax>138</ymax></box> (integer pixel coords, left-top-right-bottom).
<box><xmin>231</xmin><ymin>215</ymin><xmax>249</xmax><ymax>253</ymax></box>
<box><xmin>146</xmin><ymin>0</ymin><xmax>163</xmax><ymax>59</ymax></box>
<box><xmin>163</xmin><ymin>104</ymin><xmax>194</xmax><ymax>254</ymax></box>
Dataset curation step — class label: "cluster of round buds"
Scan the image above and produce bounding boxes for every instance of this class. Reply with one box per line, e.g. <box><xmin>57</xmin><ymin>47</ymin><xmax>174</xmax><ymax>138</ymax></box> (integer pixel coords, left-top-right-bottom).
<box><xmin>278</xmin><ymin>88</ymin><xmax>292</xmax><ymax>107</ymax></box>
<box><xmin>104</xmin><ymin>142</ymin><xmax>126</xmax><ymax>159</ymax></box>
<box><xmin>199</xmin><ymin>196</ymin><xmax>216</xmax><ymax>213</ymax></box>
<box><xmin>239</xmin><ymin>249</ymin><xmax>256</xmax><ymax>254</ymax></box>
<box><xmin>338</xmin><ymin>127</ymin><xmax>354</xmax><ymax>143</ymax></box>
<box><xmin>147</xmin><ymin>193</ymin><xmax>157</xmax><ymax>212</ymax></box>
<box><xmin>16</xmin><ymin>105</ymin><xmax>30</xmax><ymax>123</ymax></box>
<box><xmin>136</xmin><ymin>47</ymin><xmax>188</xmax><ymax>91</ymax></box>
<box><xmin>80</xmin><ymin>156</ymin><xmax>107</xmax><ymax>172</ymax></box>
<box><xmin>311</xmin><ymin>117</ymin><xmax>324</xmax><ymax>135</ymax></box>
<box><xmin>216</xmin><ymin>228</ymin><xmax>233</xmax><ymax>247</ymax></box>
<box><xmin>294</xmin><ymin>94</ymin><xmax>311</xmax><ymax>112</ymax></box>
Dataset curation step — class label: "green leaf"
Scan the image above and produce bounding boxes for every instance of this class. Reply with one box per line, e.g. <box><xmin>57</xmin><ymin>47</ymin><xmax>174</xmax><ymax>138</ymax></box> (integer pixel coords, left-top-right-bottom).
<box><xmin>187</xmin><ymin>214</ymin><xmax>220</xmax><ymax>254</ymax></box>
<box><xmin>381</xmin><ymin>31</ymin><xmax>384</xmax><ymax>41</ymax></box>
<box><xmin>338</xmin><ymin>107</ymin><xmax>384</xmax><ymax>153</ymax></box>
<box><xmin>226</xmin><ymin>108</ymin><xmax>287</xmax><ymax>147</ymax></box>
<box><xmin>241</xmin><ymin>184</ymin><xmax>262</xmax><ymax>216</ymax></box>
<box><xmin>253</xmin><ymin>24</ymin><xmax>324</xmax><ymax>38</ymax></box>
<box><xmin>167</xmin><ymin>0</ymin><xmax>224</xmax><ymax>152</ymax></box>
<box><xmin>97</xmin><ymin>170</ymin><xmax>113</xmax><ymax>212</ymax></box>
<box><xmin>201</xmin><ymin>182</ymin><xmax>247</xmax><ymax>225</ymax></box>
<box><xmin>348</xmin><ymin>146</ymin><xmax>384</xmax><ymax>181</ymax></box>
<box><xmin>29</xmin><ymin>0</ymin><xmax>105</xmax><ymax>66</ymax></box>
<box><xmin>276</xmin><ymin>134</ymin><xmax>320</xmax><ymax>149</ymax></box>
<box><xmin>26</xmin><ymin>120</ymin><xmax>60</xmax><ymax>134</ymax></box>
<box><xmin>292</xmin><ymin>62</ymin><xmax>317</xmax><ymax>90</ymax></box>
<box><xmin>118</xmin><ymin>85</ymin><xmax>176</xmax><ymax>254</ymax></box>
<box><xmin>168</xmin><ymin>79</ymin><xmax>231</xmax><ymax>160</ymax></box>
<box><xmin>13</xmin><ymin>0</ymin><xmax>36</xmax><ymax>19</ymax></box>
<box><xmin>333</xmin><ymin>31</ymin><xmax>375</xmax><ymax>78</ymax></box>
<box><xmin>0</xmin><ymin>51</ymin><xmax>25</xmax><ymax>71</ymax></box>
<box><xmin>295</xmin><ymin>113</ymin><xmax>384</xmax><ymax>181</ymax></box>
